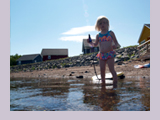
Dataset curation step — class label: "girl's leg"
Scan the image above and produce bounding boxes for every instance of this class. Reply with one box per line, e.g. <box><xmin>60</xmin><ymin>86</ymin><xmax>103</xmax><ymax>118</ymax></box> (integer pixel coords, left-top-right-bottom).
<box><xmin>106</xmin><ymin>58</ymin><xmax>118</xmax><ymax>88</ymax></box>
<box><xmin>99</xmin><ymin>59</ymin><xmax>106</xmax><ymax>85</ymax></box>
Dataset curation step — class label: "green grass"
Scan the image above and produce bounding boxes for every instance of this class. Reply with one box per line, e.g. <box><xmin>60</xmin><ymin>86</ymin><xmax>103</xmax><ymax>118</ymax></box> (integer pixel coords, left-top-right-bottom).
<box><xmin>122</xmin><ymin>45</ymin><xmax>138</xmax><ymax>48</ymax></box>
<box><xmin>31</xmin><ymin>67</ymin><xmax>35</xmax><ymax>70</ymax></box>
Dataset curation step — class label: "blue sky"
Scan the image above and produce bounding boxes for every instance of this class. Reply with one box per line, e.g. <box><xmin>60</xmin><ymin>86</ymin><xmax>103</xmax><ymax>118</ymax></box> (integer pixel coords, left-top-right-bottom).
<box><xmin>10</xmin><ymin>0</ymin><xmax>150</xmax><ymax>57</ymax></box>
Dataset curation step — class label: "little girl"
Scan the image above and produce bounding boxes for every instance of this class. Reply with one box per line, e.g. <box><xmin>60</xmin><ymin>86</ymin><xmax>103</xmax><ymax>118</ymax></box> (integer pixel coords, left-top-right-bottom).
<box><xmin>87</xmin><ymin>16</ymin><xmax>120</xmax><ymax>88</ymax></box>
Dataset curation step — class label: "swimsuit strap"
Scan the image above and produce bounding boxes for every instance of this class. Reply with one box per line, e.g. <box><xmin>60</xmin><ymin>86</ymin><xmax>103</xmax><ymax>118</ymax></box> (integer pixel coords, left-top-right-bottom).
<box><xmin>99</xmin><ymin>30</ymin><xmax>113</xmax><ymax>42</ymax></box>
<box><xmin>99</xmin><ymin>31</ymin><xmax>113</xmax><ymax>38</ymax></box>
<box><xmin>99</xmin><ymin>30</ymin><xmax>110</xmax><ymax>37</ymax></box>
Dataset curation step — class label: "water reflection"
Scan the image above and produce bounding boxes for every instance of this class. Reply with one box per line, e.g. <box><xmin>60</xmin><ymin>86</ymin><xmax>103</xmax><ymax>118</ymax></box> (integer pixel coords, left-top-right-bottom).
<box><xmin>10</xmin><ymin>77</ymin><xmax>150</xmax><ymax>111</ymax></box>
<box><xmin>83</xmin><ymin>84</ymin><xmax>119</xmax><ymax>111</ymax></box>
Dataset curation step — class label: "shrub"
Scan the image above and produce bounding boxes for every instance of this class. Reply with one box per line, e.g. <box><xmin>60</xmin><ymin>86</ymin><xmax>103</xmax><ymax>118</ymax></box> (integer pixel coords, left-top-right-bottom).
<box><xmin>10</xmin><ymin>54</ymin><xmax>21</xmax><ymax>66</ymax></box>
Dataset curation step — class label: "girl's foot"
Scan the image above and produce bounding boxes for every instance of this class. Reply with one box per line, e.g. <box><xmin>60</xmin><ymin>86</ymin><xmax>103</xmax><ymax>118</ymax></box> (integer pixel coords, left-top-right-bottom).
<box><xmin>113</xmin><ymin>81</ymin><xmax>117</xmax><ymax>88</ymax></box>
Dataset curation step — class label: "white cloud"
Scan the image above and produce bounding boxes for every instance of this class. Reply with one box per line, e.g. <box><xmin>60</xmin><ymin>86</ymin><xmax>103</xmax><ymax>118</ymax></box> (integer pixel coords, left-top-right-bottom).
<box><xmin>60</xmin><ymin>35</ymin><xmax>87</xmax><ymax>42</ymax></box>
<box><xmin>59</xmin><ymin>24</ymin><xmax>114</xmax><ymax>42</ymax></box>
<box><xmin>62</xmin><ymin>26</ymin><xmax>95</xmax><ymax>35</ymax></box>
<box><xmin>60</xmin><ymin>35</ymin><xmax>96</xmax><ymax>42</ymax></box>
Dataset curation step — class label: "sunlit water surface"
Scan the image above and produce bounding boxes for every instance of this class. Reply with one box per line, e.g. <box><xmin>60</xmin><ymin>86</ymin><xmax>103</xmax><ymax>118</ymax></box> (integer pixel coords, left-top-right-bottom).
<box><xmin>10</xmin><ymin>77</ymin><xmax>150</xmax><ymax>111</ymax></box>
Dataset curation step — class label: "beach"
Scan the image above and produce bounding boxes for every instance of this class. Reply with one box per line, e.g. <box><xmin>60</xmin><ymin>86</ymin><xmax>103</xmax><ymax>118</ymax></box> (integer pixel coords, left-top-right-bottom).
<box><xmin>10</xmin><ymin>60</ymin><xmax>150</xmax><ymax>79</ymax></box>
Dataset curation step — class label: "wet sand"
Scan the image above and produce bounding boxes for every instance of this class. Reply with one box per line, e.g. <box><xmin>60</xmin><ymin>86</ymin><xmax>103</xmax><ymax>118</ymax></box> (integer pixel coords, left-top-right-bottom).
<box><xmin>10</xmin><ymin>60</ymin><xmax>150</xmax><ymax>79</ymax></box>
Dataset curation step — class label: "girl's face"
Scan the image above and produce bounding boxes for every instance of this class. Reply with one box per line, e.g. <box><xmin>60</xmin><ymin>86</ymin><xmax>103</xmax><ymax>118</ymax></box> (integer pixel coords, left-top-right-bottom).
<box><xmin>98</xmin><ymin>19</ymin><xmax>108</xmax><ymax>31</ymax></box>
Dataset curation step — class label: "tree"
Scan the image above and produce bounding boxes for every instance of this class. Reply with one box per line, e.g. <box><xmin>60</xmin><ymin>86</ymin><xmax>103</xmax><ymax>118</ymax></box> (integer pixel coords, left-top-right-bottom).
<box><xmin>10</xmin><ymin>54</ymin><xmax>21</xmax><ymax>66</ymax></box>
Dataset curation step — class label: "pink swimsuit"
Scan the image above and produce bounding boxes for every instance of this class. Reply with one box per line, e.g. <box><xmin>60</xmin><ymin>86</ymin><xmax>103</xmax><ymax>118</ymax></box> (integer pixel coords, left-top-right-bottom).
<box><xmin>96</xmin><ymin>31</ymin><xmax>116</xmax><ymax>60</ymax></box>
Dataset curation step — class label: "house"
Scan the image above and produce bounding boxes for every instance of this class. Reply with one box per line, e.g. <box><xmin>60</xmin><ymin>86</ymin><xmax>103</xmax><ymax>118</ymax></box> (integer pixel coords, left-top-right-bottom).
<box><xmin>137</xmin><ymin>24</ymin><xmax>150</xmax><ymax>58</ymax></box>
<box><xmin>82</xmin><ymin>39</ymin><xmax>99</xmax><ymax>54</ymax></box>
<box><xmin>41</xmin><ymin>49</ymin><xmax>68</xmax><ymax>61</ymax></box>
<box><xmin>16</xmin><ymin>54</ymin><xmax>42</xmax><ymax>65</ymax></box>
<box><xmin>138</xmin><ymin>24</ymin><xmax>150</xmax><ymax>45</ymax></box>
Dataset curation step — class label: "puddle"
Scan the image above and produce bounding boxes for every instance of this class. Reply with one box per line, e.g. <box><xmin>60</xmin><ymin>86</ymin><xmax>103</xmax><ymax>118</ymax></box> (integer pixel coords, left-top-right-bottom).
<box><xmin>10</xmin><ymin>77</ymin><xmax>150</xmax><ymax>111</ymax></box>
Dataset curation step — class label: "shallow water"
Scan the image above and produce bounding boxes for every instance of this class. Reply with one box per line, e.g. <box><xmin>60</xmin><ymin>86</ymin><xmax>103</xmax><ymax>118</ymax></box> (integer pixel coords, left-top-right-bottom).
<box><xmin>10</xmin><ymin>76</ymin><xmax>150</xmax><ymax>111</ymax></box>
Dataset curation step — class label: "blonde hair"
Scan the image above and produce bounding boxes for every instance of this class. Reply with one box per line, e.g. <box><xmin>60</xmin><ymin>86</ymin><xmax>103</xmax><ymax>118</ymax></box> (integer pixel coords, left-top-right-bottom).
<box><xmin>95</xmin><ymin>16</ymin><xmax>109</xmax><ymax>31</ymax></box>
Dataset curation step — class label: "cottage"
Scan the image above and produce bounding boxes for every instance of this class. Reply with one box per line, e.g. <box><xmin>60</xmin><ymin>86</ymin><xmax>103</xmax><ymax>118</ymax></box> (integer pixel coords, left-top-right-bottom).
<box><xmin>138</xmin><ymin>24</ymin><xmax>150</xmax><ymax>45</ymax></box>
<box><xmin>137</xmin><ymin>24</ymin><xmax>150</xmax><ymax>58</ymax></box>
<box><xmin>82</xmin><ymin>39</ymin><xmax>99</xmax><ymax>54</ymax></box>
<box><xmin>16</xmin><ymin>54</ymin><xmax>42</xmax><ymax>65</ymax></box>
<box><xmin>41</xmin><ymin>49</ymin><xmax>68</xmax><ymax>61</ymax></box>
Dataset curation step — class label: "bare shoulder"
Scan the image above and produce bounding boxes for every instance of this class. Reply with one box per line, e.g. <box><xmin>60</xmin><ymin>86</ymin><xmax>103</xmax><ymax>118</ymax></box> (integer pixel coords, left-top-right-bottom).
<box><xmin>95</xmin><ymin>34</ymin><xmax>99</xmax><ymax>40</ymax></box>
<box><xmin>94</xmin><ymin>34</ymin><xmax>99</xmax><ymax>45</ymax></box>
<box><xmin>96</xmin><ymin>34</ymin><xmax>99</xmax><ymax>38</ymax></box>
<box><xmin>109</xmin><ymin>30</ymin><xmax>115</xmax><ymax>36</ymax></box>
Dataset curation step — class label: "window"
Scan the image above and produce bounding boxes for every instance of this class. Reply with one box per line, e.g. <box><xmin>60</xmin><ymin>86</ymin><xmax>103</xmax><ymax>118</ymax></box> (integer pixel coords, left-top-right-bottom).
<box><xmin>140</xmin><ymin>40</ymin><xmax>146</xmax><ymax>44</ymax></box>
<box><xmin>48</xmin><ymin>55</ymin><xmax>51</xmax><ymax>59</ymax></box>
<box><xmin>19</xmin><ymin>61</ymin><xmax>21</xmax><ymax>65</ymax></box>
<box><xmin>35</xmin><ymin>60</ymin><xmax>37</xmax><ymax>63</ymax></box>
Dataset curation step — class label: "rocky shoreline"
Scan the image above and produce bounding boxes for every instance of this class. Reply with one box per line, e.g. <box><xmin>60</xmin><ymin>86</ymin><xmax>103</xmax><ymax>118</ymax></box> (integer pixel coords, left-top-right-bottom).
<box><xmin>10</xmin><ymin>47</ymin><xmax>139</xmax><ymax>72</ymax></box>
<box><xmin>10</xmin><ymin>46</ymin><xmax>150</xmax><ymax>80</ymax></box>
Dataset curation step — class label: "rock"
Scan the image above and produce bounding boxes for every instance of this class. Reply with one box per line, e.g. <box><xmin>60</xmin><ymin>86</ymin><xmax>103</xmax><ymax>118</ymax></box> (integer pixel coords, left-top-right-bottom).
<box><xmin>69</xmin><ymin>74</ymin><xmax>72</xmax><ymax>76</ymax></box>
<box><xmin>85</xmin><ymin>71</ymin><xmax>89</xmax><ymax>73</ymax></box>
<box><xmin>118</xmin><ymin>75</ymin><xmax>125</xmax><ymax>79</ymax></box>
<box><xmin>76</xmin><ymin>75</ymin><xmax>83</xmax><ymax>78</ymax></box>
<box><xmin>64</xmin><ymin>64</ymin><xmax>70</xmax><ymax>68</ymax></box>
<box><xmin>114</xmin><ymin>58</ymin><xmax>121</xmax><ymax>63</ymax></box>
<box><xmin>56</xmin><ymin>65</ymin><xmax>62</xmax><ymax>69</ymax></box>
<box><xmin>90</xmin><ymin>60</ymin><xmax>98</xmax><ymax>64</ymax></box>
<box><xmin>69</xmin><ymin>64</ymin><xmax>73</xmax><ymax>67</ymax></box>
<box><xmin>121</xmin><ymin>56</ymin><xmax>130</xmax><ymax>61</ymax></box>
<box><xmin>86</xmin><ymin>57</ymin><xmax>91</xmax><ymax>60</ymax></box>
<box><xmin>76</xmin><ymin>60</ymin><xmax>81</xmax><ymax>63</ymax></box>
<box><xmin>116</xmin><ymin>54</ymin><xmax>122</xmax><ymax>58</ymax></box>
<box><xmin>117</xmin><ymin>61</ymin><xmax>123</xmax><ymax>65</ymax></box>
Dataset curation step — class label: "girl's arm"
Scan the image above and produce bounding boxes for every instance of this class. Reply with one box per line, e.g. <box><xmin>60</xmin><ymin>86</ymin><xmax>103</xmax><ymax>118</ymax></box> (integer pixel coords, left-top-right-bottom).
<box><xmin>110</xmin><ymin>31</ymin><xmax>120</xmax><ymax>49</ymax></box>
<box><xmin>87</xmin><ymin>34</ymin><xmax>99</xmax><ymax>47</ymax></box>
